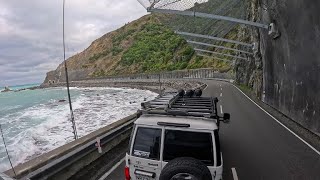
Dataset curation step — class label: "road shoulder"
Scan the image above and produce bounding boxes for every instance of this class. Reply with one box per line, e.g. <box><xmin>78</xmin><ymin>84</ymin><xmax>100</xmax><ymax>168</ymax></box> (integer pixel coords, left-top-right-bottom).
<box><xmin>234</xmin><ymin>83</ymin><xmax>320</xmax><ymax>154</ymax></box>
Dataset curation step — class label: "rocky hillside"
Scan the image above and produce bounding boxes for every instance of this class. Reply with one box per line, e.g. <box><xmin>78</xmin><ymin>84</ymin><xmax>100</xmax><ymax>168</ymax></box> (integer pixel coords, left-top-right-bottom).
<box><xmin>234</xmin><ymin>0</ymin><xmax>263</xmax><ymax>98</ymax></box>
<box><xmin>44</xmin><ymin>13</ymin><xmax>235</xmax><ymax>84</ymax></box>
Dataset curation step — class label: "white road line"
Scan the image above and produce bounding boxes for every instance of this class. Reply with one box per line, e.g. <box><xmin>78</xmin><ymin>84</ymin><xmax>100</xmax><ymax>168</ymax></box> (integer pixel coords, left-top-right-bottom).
<box><xmin>203</xmin><ymin>84</ymin><xmax>208</xmax><ymax>91</ymax></box>
<box><xmin>221</xmin><ymin>87</ymin><xmax>223</xmax><ymax>91</ymax></box>
<box><xmin>98</xmin><ymin>157</ymin><xmax>125</xmax><ymax>180</ymax></box>
<box><xmin>232</xmin><ymin>84</ymin><xmax>320</xmax><ymax>156</ymax></box>
<box><xmin>231</xmin><ymin>168</ymin><xmax>239</xmax><ymax>180</ymax></box>
<box><xmin>220</xmin><ymin>84</ymin><xmax>222</xmax><ymax>87</ymax></box>
<box><xmin>220</xmin><ymin>105</ymin><xmax>223</xmax><ymax>114</ymax></box>
<box><xmin>220</xmin><ymin>93</ymin><xmax>223</xmax><ymax>97</ymax></box>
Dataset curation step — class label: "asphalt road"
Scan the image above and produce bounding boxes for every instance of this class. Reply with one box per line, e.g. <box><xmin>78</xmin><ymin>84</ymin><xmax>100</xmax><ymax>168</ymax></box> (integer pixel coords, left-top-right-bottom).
<box><xmin>105</xmin><ymin>79</ymin><xmax>320</xmax><ymax>180</ymax></box>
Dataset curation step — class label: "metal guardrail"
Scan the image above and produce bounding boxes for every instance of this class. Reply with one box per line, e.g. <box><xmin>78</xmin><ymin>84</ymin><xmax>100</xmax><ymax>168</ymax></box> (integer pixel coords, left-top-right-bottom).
<box><xmin>87</xmin><ymin>68</ymin><xmax>232</xmax><ymax>81</ymax></box>
<box><xmin>16</xmin><ymin>115</ymin><xmax>138</xmax><ymax>180</ymax></box>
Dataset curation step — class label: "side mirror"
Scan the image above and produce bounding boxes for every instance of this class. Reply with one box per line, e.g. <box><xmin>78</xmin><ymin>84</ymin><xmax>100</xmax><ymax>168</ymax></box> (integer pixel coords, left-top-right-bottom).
<box><xmin>223</xmin><ymin>113</ymin><xmax>230</xmax><ymax>123</ymax></box>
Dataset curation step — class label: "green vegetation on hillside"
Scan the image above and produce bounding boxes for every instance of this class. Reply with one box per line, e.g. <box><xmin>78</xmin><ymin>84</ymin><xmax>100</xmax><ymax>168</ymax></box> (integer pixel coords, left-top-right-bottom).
<box><xmin>120</xmin><ymin>23</ymin><xmax>194</xmax><ymax>72</ymax></box>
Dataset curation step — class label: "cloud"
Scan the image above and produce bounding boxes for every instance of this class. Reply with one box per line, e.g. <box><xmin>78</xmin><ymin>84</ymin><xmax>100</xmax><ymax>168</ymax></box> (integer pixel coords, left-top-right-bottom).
<box><xmin>0</xmin><ymin>0</ymin><xmax>147</xmax><ymax>86</ymax></box>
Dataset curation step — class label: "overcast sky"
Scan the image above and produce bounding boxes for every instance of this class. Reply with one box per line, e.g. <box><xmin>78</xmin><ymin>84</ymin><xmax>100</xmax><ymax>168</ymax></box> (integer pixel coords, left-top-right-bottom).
<box><xmin>0</xmin><ymin>0</ymin><xmax>147</xmax><ymax>87</ymax></box>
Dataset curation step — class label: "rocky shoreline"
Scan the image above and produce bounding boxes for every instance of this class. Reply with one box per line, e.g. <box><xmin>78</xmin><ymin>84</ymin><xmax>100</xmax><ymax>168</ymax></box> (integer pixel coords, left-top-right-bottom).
<box><xmin>1</xmin><ymin>79</ymin><xmax>205</xmax><ymax>95</ymax></box>
<box><xmin>1</xmin><ymin>86</ymin><xmax>12</xmax><ymax>92</ymax></box>
<box><xmin>40</xmin><ymin>79</ymin><xmax>206</xmax><ymax>94</ymax></box>
<box><xmin>0</xmin><ymin>86</ymin><xmax>40</xmax><ymax>93</ymax></box>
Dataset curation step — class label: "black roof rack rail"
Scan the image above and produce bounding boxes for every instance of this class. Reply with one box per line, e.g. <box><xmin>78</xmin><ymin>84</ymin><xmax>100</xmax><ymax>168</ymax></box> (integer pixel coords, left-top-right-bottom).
<box><xmin>141</xmin><ymin>93</ymin><xmax>216</xmax><ymax>116</ymax></box>
<box><xmin>139</xmin><ymin>92</ymin><xmax>230</xmax><ymax>127</ymax></box>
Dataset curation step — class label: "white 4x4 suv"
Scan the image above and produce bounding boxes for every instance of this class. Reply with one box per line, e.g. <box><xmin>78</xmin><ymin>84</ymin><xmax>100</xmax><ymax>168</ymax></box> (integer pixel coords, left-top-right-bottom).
<box><xmin>125</xmin><ymin>91</ymin><xmax>230</xmax><ymax>180</ymax></box>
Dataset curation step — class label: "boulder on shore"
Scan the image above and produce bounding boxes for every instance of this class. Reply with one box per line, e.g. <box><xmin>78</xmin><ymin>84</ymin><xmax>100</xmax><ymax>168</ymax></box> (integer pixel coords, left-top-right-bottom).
<box><xmin>1</xmin><ymin>86</ymin><xmax>12</xmax><ymax>93</ymax></box>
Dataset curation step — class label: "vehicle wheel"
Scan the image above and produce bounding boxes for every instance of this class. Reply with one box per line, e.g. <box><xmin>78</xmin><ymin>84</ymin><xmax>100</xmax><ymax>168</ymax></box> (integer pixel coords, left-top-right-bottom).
<box><xmin>159</xmin><ymin>157</ymin><xmax>212</xmax><ymax>180</ymax></box>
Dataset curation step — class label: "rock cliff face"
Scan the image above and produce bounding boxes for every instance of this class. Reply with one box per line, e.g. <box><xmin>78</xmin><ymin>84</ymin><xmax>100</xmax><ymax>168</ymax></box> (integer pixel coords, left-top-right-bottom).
<box><xmin>234</xmin><ymin>0</ymin><xmax>263</xmax><ymax>99</ymax></box>
<box><xmin>235</xmin><ymin>0</ymin><xmax>320</xmax><ymax>135</ymax></box>
<box><xmin>260</xmin><ymin>0</ymin><xmax>320</xmax><ymax>135</ymax></box>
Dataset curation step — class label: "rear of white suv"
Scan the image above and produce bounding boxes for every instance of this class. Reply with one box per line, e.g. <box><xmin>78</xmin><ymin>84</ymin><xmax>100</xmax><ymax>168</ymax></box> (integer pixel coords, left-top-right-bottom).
<box><xmin>125</xmin><ymin>115</ymin><xmax>223</xmax><ymax>180</ymax></box>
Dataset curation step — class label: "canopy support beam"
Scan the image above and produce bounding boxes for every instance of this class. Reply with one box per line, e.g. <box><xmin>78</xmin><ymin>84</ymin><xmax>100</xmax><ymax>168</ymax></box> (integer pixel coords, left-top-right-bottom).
<box><xmin>188</xmin><ymin>40</ymin><xmax>253</xmax><ymax>55</ymax></box>
<box><xmin>176</xmin><ymin>31</ymin><xmax>252</xmax><ymax>47</ymax></box>
<box><xmin>195</xmin><ymin>48</ymin><xmax>247</xmax><ymax>60</ymax></box>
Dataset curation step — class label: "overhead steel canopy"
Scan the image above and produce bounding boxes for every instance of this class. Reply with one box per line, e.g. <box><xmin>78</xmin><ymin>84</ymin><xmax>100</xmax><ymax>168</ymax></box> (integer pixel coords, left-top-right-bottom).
<box><xmin>136</xmin><ymin>0</ymin><xmax>259</xmax><ymax>62</ymax></box>
<box><xmin>137</xmin><ymin>0</ymin><xmax>269</xmax><ymax>29</ymax></box>
<box><xmin>148</xmin><ymin>8</ymin><xmax>269</xmax><ymax>29</ymax></box>
<box><xmin>195</xmin><ymin>48</ymin><xmax>247</xmax><ymax>60</ymax></box>
<box><xmin>187</xmin><ymin>40</ymin><xmax>253</xmax><ymax>55</ymax></box>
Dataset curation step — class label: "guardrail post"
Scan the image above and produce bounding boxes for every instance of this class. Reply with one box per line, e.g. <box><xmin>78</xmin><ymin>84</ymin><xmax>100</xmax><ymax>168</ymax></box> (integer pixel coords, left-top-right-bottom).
<box><xmin>95</xmin><ymin>137</ymin><xmax>102</xmax><ymax>154</ymax></box>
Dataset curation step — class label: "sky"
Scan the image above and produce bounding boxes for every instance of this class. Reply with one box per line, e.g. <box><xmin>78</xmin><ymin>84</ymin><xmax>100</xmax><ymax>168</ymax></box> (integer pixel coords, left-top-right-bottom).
<box><xmin>0</xmin><ymin>0</ymin><xmax>147</xmax><ymax>87</ymax></box>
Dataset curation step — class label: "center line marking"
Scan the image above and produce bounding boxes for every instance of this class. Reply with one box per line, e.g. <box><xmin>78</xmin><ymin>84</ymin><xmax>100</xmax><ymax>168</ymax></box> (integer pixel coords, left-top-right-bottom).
<box><xmin>221</xmin><ymin>88</ymin><xmax>223</xmax><ymax>91</ymax></box>
<box><xmin>220</xmin><ymin>105</ymin><xmax>223</xmax><ymax>114</ymax></box>
<box><xmin>231</xmin><ymin>167</ymin><xmax>239</xmax><ymax>180</ymax></box>
<box><xmin>220</xmin><ymin>93</ymin><xmax>222</xmax><ymax>97</ymax></box>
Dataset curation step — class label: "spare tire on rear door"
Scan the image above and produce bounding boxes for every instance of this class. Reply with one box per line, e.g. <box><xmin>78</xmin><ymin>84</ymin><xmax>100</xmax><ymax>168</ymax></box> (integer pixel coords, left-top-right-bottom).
<box><xmin>159</xmin><ymin>157</ymin><xmax>212</xmax><ymax>180</ymax></box>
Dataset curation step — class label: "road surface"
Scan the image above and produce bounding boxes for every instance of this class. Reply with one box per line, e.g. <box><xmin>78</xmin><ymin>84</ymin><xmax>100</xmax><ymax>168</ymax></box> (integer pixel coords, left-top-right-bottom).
<box><xmin>105</xmin><ymin>79</ymin><xmax>320</xmax><ymax>180</ymax></box>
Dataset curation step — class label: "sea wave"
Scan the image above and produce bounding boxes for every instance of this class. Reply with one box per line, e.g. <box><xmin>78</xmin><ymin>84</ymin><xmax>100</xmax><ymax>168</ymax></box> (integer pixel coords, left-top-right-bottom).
<box><xmin>0</xmin><ymin>87</ymin><xmax>158</xmax><ymax>172</ymax></box>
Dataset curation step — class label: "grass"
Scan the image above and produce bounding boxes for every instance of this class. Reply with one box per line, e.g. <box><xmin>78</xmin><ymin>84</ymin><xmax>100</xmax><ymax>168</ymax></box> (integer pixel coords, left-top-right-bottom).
<box><xmin>120</xmin><ymin>23</ymin><xmax>194</xmax><ymax>72</ymax></box>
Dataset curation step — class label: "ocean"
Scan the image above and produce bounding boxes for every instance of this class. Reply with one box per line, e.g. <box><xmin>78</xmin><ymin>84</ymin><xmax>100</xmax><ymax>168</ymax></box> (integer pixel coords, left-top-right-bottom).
<box><xmin>0</xmin><ymin>85</ymin><xmax>158</xmax><ymax>172</ymax></box>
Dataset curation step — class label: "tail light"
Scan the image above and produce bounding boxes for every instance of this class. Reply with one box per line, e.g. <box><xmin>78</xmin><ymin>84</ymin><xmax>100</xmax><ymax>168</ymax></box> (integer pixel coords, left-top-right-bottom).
<box><xmin>125</xmin><ymin>166</ymin><xmax>130</xmax><ymax>180</ymax></box>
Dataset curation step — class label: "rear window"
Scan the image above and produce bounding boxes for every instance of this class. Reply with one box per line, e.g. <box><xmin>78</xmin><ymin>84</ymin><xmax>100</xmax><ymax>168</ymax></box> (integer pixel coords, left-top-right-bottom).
<box><xmin>132</xmin><ymin>127</ymin><xmax>162</xmax><ymax>160</ymax></box>
<box><xmin>163</xmin><ymin>130</ymin><xmax>214</xmax><ymax>165</ymax></box>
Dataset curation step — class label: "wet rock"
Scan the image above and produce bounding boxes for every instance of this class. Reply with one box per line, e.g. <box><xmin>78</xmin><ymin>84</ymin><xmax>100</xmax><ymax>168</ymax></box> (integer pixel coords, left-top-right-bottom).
<box><xmin>234</xmin><ymin>0</ymin><xmax>263</xmax><ymax>99</ymax></box>
<box><xmin>1</xmin><ymin>86</ymin><xmax>12</xmax><ymax>93</ymax></box>
<box><xmin>58</xmin><ymin>99</ymin><xmax>66</xmax><ymax>102</ymax></box>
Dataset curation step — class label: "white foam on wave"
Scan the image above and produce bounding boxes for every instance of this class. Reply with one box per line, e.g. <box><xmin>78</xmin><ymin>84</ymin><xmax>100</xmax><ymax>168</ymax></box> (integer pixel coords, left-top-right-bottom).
<box><xmin>0</xmin><ymin>87</ymin><xmax>158</xmax><ymax>172</ymax></box>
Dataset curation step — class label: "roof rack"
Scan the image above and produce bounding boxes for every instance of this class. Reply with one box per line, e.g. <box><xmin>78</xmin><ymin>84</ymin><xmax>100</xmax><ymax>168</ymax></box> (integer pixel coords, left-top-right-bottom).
<box><xmin>140</xmin><ymin>92</ymin><xmax>223</xmax><ymax>125</ymax></box>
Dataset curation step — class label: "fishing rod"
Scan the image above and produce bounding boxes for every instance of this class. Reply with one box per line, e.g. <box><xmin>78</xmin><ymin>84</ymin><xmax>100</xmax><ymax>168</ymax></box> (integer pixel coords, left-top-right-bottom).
<box><xmin>0</xmin><ymin>124</ymin><xmax>16</xmax><ymax>178</ymax></box>
<box><xmin>63</xmin><ymin>0</ymin><xmax>78</xmax><ymax>140</ymax></box>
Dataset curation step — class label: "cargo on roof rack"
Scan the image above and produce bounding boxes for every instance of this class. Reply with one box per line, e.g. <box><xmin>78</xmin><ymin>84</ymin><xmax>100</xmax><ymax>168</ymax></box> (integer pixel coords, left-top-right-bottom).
<box><xmin>139</xmin><ymin>91</ymin><xmax>230</xmax><ymax>127</ymax></box>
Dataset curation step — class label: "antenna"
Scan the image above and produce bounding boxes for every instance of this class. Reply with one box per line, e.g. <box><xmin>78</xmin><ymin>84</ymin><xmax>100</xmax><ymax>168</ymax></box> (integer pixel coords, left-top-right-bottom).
<box><xmin>62</xmin><ymin>0</ymin><xmax>78</xmax><ymax>140</ymax></box>
<box><xmin>0</xmin><ymin>124</ymin><xmax>17</xmax><ymax>178</ymax></box>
